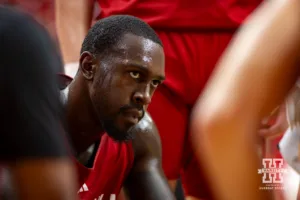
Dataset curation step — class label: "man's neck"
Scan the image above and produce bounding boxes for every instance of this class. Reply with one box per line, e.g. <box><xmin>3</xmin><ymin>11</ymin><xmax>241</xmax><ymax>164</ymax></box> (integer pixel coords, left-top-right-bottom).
<box><xmin>64</xmin><ymin>80</ymin><xmax>104</xmax><ymax>154</ymax></box>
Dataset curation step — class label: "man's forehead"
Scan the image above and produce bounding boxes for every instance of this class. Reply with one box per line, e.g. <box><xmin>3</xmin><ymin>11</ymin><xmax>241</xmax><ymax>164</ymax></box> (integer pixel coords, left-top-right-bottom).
<box><xmin>108</xmin><ymin>34</ymin><xmax>164</xmax><ymax>71</ymax></box>
<box><xmin>115</xmin><ymin>34</ymin><xmax>163</xmax><ymax>58</ymax></box>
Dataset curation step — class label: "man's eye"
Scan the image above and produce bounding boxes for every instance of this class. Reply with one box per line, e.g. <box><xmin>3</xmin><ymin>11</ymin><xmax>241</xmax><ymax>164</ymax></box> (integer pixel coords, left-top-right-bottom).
<box><xmin>151</xmin><ymin>80</ymin><xmax>161</xmax><ymax>87</ymax></box>
<box><xmin>129</xmin><ymin>71</ymin><xmax>140</xmax><ymax>79</ymax></box>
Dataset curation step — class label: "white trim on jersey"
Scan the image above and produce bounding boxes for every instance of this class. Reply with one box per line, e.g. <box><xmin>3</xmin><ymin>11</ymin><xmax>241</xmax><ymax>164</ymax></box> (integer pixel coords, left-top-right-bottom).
<box><xmin>78</xmin><ymin>183</ymin><xmax>89</xmax><ymax>193</ymax></box>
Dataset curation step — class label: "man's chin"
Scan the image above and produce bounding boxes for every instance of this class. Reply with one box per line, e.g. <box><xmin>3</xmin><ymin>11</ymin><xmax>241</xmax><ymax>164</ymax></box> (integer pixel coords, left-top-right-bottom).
<box><xmin>105</xmin><ymin>125</ymin><xmax>135</xmax><ymax>142</ymax></box>
<box><xmin>107</xmin><ymin>131</ymin><xmax>135</xmax><ymax>142</ymax></box>
<box><xmin>102</xmin><ymin>119</ymin><xmax>135</xmax><ymax>142</ymax></box>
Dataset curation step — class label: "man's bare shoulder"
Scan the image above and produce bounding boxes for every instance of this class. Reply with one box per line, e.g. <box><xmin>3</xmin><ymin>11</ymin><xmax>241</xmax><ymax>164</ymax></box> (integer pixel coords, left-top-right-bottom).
<box><xmin>132</xmin><ymin>112</ymin><xmax>156</xmax><ymax>135</ymax></box>
<box><xmin>130</xmin><ymin>112</ymin><xmax>161</xmax><ymax>158</ymax></box>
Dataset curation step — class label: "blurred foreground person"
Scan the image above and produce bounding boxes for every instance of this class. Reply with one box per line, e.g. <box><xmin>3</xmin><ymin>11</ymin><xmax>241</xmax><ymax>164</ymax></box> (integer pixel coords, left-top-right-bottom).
<box><xmin>0</xmin><ymin>7</ymin><xmax>77</xmax><ymax>200</ymax></box>
<box><xmin>191</xmin><ymin>0</ymin><xmax>300</xmax><ymax>199</ymax></box>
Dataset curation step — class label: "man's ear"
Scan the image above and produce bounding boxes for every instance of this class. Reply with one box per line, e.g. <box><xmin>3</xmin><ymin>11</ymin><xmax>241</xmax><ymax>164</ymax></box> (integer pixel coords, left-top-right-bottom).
<box><xmin>79</xmin><ymin>51</ymin><xmax>97</xmax><ymax>80</ymax></box>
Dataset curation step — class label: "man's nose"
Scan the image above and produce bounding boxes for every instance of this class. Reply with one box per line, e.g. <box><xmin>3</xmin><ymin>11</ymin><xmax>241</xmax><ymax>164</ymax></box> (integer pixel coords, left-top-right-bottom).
<box><xmin>132</xmin><ymin>85</ymin><xmax>151</xmax><ymax>106</ymax></box>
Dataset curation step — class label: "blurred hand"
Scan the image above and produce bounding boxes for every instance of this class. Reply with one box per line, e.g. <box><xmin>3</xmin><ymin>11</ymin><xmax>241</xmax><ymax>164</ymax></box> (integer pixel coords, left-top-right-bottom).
<box><xmin>258</xmin><ymin>104</ymin><xmax>288</xmax><ymax>138</ymax></box>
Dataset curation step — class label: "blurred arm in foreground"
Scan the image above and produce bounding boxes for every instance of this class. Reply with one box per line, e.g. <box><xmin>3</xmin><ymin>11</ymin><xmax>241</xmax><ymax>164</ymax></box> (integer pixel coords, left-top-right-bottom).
<box><xmin>191</xmin><ymin>0</ymin><xmax>300</xmax><ymax>199</ymax></box>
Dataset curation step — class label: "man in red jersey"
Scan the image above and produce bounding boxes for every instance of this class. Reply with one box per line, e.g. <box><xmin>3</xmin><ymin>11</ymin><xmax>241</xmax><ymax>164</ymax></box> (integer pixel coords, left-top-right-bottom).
<box><xmin>59</xmin><ymin>15</ymin><xmax>175</xmax><ymax>200</ymax></box>
<box><xmin>55</xmin><ymin>0</ymin><xmax>263</xmax><ymax>199</ymax></box>
<box><xmin>191</xmin><ymin>0</ymin><xmax>300</xmax><ymax>199</ymax></box>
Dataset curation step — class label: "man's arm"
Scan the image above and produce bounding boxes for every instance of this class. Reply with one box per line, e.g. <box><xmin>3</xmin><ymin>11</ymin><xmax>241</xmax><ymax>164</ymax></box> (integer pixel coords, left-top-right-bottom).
<box><xmin>191</xmin><ymin>0</ymin><xmax>300</xmax><ymax>199</ymax></box>
<box><xmin>55</xmin><ymin>0</ymin><xmax>94</xmax><ymax>63</ymax></box>
<box><xmin>124</xmin><ymin>113</ymin><xmax>175</xmax><ymax>200</ymax></box>
<box><xmin>9</xmin><ymin>159</ymin><xmax>77</xmax><ymax>200</ymax></box>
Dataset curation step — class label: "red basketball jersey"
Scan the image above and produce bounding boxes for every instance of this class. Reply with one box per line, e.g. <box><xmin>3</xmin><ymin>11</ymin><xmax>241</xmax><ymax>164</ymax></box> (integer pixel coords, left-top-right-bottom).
<box><xmin>76</xmin><ymin>134</ymin><xmax>134</xmax><ymax>200</ymax></box>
